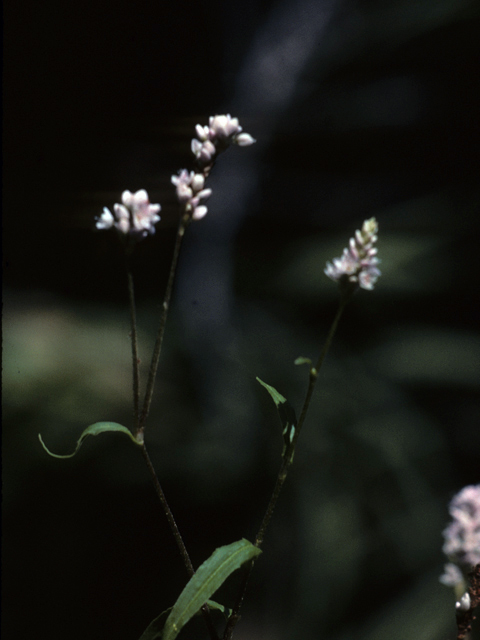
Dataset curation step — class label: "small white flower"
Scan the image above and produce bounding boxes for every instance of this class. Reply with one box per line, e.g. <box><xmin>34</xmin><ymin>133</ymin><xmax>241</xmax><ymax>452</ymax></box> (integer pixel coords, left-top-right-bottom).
<box><xmin>195</xmin><ymin>124</ymin><xmax>210</xmax><ymax>141</ymax></box>
<box><xmin>191</xmin><ymin>173</ymin><xmax>205</xmax><ymax>191</ymax></box>
<box><xmin>235</xmin><ymin>132</ymin><xmax>256</xmax><ymax>146</ymax></box>
<box><xmin>192</xmin><ymin>205</ymin><xmax>208</xmax><ymax>220</ymax></box>
<box><xmin>456</xmin><ymin>592</ymin><xmax>471</xmax><ymax>611</ymax></box>
<box><xmin>191</xmin><ymin>138</ymin><xmax>216</xmax><ymax>164</ymax></box>
<box><xmin>171</xmin><ymin>170</ymin><xmax>195</xmax><ymax>203</ymax></box>
<box><xmin>96</xmin><ymin>207</ymin><xmax>115</xmax><ymax>230</ymax></box>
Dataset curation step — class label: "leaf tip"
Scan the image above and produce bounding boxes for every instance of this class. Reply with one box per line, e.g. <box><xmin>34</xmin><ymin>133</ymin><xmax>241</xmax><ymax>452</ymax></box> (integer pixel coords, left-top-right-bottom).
<box><xmin>294</xmin><ymin>356</ymin><xmax>312</xmax><ymax>366</ymax></box>
<box><xmin>38</xmin><ymin>433</ymin><xmax>75</xmax><ymax>459</ymax></box>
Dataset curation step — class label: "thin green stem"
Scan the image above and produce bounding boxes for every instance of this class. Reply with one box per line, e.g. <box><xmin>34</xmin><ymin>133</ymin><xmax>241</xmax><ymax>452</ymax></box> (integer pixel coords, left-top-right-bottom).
<box><xmin>140</xmin><ymin>443</ymin><xmax>219</xmax><ymax>640</ymax></box>
<box><xmin>223</xmin><ymin>294</ymin><xmax>351</xmax><ymax>640</ymax></box>
<box><xmin>138</xmin><ymin>214</ymin><xmax>190</xmax><ymax>433</ymax></box>
<box><xmin>256</xmin><ymin>294</ymin><xmax>349</xmax><ymax>547</ymax></box>
<box><xmin>126</xmin><ymin>260</ymin><xmax>140</xmax><ymax>431</ymax></box>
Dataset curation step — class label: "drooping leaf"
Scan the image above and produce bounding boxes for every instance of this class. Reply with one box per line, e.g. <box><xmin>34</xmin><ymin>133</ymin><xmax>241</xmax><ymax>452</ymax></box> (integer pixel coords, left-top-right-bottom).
<box><xmin>256</xmin><ymin>377</ymin><xmax>297</xmax><ymax>461</ymax></box>
<box><xmin>38</xmin><ymin>422</ymin><xmax>143</xmax><ymax>459</ymax></box>
<box><xmin>162</xmin><ymin>539</ymin><xmax>261</xmax><ymax>640</ymax></box>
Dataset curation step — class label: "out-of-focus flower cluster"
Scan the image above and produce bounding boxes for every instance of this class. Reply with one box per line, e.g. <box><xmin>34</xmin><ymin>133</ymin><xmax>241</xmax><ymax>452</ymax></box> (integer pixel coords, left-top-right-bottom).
<box><xmin>440</xmin><ymin>484</ymin><xmax>480</xmax><ymax>588</ymax></box>
<box><xmin>324</xmin><ymin>217</ymin><xmax>381</xmax><ymax>292</ymax></box>
<box><xmin>172</xmin><ymin>114</ymin><xmax>255</xmax><ymax>221</ymax></box>
<box><xmin>96</xmin><ymin>190</ymin><xmax>161</xmax><ymax>238</ymax></box>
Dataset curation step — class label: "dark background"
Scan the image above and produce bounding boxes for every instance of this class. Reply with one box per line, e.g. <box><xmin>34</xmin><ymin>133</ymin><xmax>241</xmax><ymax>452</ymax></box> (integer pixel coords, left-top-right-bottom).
<box><xmin>3</xmin><ymin>0</ymin><xmax>480</xmax><ymax>639</ymax></box>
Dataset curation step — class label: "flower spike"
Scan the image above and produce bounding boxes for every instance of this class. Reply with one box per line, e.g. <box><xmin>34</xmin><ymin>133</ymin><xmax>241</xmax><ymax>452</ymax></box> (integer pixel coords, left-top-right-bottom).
<box><xmin>324</xmin><ymin>217</ymin><xmax>381</xmax><ymax>292</ymax></box>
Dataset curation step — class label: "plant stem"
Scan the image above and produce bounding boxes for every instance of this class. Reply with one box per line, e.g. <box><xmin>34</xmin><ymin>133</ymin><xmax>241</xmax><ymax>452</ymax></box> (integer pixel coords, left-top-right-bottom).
<box><xmin>126</xmin><ymin>259</ymin><xmax>140</xmax><ymax>431</ymax></box>
<box><xmin>140</xmin><ymin>443</ymin><xmax>219</xmax><ymax>640</ymax></box>
<box><xmin>138</xmin><ymin>214</ymin><xmax>190</xmax><ymax>434</ymax></box>
<box><xmin>223</xmin><ymin>294</ymin><xmax>351</xmax><ymax>640</ymax></box>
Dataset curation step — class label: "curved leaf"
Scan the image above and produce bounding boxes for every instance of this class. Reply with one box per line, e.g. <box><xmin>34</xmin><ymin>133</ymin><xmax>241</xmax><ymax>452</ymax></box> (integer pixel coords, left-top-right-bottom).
<box><xmin>38</xmin><ymin>421</ymin><xmax>143</xmax><ymax>459</ymax></box>
<box><xmin>162</xmin><ymin>539</ymin><xmax>261</xmax><ymax>640</ymax></box>
<box><xmin>256</xmin><ymin>377</ymin><xmax>297</xmax><ymax>462</ymax></box>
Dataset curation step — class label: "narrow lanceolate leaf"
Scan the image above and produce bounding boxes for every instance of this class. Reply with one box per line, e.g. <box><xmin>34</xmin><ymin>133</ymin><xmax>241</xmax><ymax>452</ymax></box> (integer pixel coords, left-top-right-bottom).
<box><xmin>162</xmin><ymin>539</ymin><xmax>261</xmax><ymax>640</ymax></box>
<box><xmin>38</xmin><ymin>422</ymin><xmax>143</xmax><ymax>459</ymax></box>
<box><xmin>256</xmin><ymin>377</ymin><xmax>298</xmax><ymax>462</ymax></box>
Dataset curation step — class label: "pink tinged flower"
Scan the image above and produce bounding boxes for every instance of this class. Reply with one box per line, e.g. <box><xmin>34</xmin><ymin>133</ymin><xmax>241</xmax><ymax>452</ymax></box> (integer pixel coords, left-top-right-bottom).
<box><xmin>234</xmin><ymin>132</ymin><xmax>256</xmax><ymax>146</ymax></box>
<box><xmin>171</xmin><ymin>170</ymin><xmax>195</xmax><ymax>203</ymax></box>
<box><xmin>113</xmin><ymin>203</ymin><xmax>130</xmax><ymax>234</ymax></box>
<box><xmin>195</xmin><ymin>124</ymin><xmax>210</xmax><ymax>141</ymax></box>
<box><xmin>324</xmin><ymin>217</ymin><xmax>381</xmax><ymax>291</ymax></box>
<box><xmin>191</xmin><ymin>138</ymin><xmax>216</xmax><ymax>163</ymax></box>
<box><xmin>191</xmin><ymin>173</ymin><xmax>205</xmax><ymax>191</ymax></box>
<box><xmin>192</xmin><ymin>206</ymin><xmax>208</xmax><ymax>220</ymax></box>
<box><xmin>96</xmin><ymin>207</ymin><xmax>115</xmax><ymax>230</ymax></box>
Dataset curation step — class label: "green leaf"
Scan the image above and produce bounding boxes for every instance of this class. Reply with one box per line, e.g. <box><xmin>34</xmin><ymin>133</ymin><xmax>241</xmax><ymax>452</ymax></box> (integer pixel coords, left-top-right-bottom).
<box><xmin>38</xmin><ymin>422</ymin><xmax>143</xmax><ymax>459</ymax></box>
<box><xmin>256</xmin><ymin>377</ymin><xmax>297</xmax><ymax>462</ymax></box>
<box><xmin>162</xmin><ymin>539</ymin><xmax>261</xmax><ymax>640</ymax></box>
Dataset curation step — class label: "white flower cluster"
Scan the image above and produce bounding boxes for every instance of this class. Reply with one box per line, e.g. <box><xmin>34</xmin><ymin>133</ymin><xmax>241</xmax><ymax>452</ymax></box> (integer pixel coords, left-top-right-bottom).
<box><xmin>172</xmin><ymin>114</ymin><xmax>255</xmax><ymax>221</ymax></box>
<box><xmin>440</xmin><ymin>484</ymin><xmax>480</xmax><ymax>588</ymax></box>
<box><xmin>324</xmin><ymin>217</ymin><xmax>381</xmax><ymax>291</ymax></box>
<box><xmin>96</xmin><ymin>190</ymin><xmax>161</xmax><ymax>238</ymax></box>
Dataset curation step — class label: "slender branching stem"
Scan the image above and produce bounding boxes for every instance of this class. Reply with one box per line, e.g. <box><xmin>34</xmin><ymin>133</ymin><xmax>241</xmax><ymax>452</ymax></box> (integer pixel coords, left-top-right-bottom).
<box><xmin>223</xmin><ymin>293</ymin><xmax>351</xmax><ymax>640</ymax></box>
<box><xmin>133</xmin><ymin>215</ymin><xmax>218</xmax><ymax>640</ymax></box>
<box><xmin>138</xmin><ymin>214</ymin><xmax>190</xmax><ymax>433</ymax></box>
<box><xmin>140</xmin><ymin>443</ymin><xmax>219</xmax><ymax>640</ymax></box>
<box><xmin>126</xmin><ymin>259</ymin><xmax>140</xmax><ymax>431</ymax></box>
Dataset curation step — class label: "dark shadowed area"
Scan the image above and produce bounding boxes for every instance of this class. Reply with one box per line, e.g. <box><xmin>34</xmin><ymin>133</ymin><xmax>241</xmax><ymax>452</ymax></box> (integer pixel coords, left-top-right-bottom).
<box><xmin>3</xmin><ymin>0</ymin><xmax>480</xmax><ymax>639</ymax></box>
